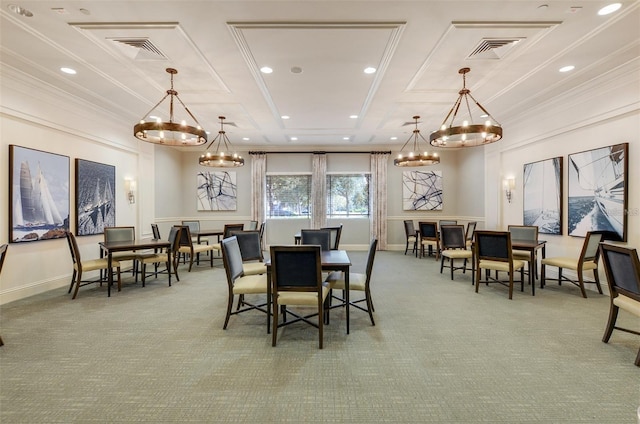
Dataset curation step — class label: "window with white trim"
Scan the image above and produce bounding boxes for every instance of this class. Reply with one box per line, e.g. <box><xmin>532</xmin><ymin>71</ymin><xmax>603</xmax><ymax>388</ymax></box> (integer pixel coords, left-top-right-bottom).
<box><xmin>327</xmin><ymin>174</ymin><xmax>370</xmax><ymax>218</ymax></box>
<box><xmin>266</xmin><ymin>174</ymin><xmax>311</xmax><ymax>218</ymax></box>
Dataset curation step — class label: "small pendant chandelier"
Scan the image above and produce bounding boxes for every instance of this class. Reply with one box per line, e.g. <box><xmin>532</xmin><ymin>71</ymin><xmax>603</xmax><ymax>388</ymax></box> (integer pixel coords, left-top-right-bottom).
<box><xmin>133</xmin><ymin>68</ymin><xmax>207</xmax><ymax>146</ymax></box>
<box><xmin>394</xmin><ymin>116</ymin><xmax>440</xmax><ymax>167</ymax></box>
<box><xmin>199</xmin><ymin>116</ymin><xmax>245</xmax><ymax>168</ymax></box>
<box><xmin>429</xmin><ymin>67</ymin><xmax>502</xmax><ymax>148</ymax></box>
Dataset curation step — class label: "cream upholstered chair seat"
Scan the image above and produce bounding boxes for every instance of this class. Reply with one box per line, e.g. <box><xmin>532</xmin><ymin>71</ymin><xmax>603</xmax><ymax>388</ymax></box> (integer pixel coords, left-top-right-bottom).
<box><xmin>232</xmin><ymin>274</ymin><xmax>268</xmax><ymax>294</ymax></box>
<box><xmin>613</xmin><ymin>295</ymin><xmax>640</xmax><ymax>317</ymax></box>
<box><xmin>243</xmin><ymin>262</ymin><xmax>268</xmax><ymax>276</ymax></box>
<box><xmin>478</xmin><ymin>258</ymin><xmax>525</xmax><ymax>273</ymax></box>
<box><xmin>175</xmin><ymin>225</ymin><xmax>215</xmax><ymax>271</ymax></box>
<box><xmin>327</xmin><ymin>271</ymin><xmax>365</xmax><ymax>291</ymax></box>
<box><xmin>278</xmin><ymin>285</ymin><xmax>330</xmax><ymax>306</ymax></box>
<box><xmin>440</xmin><ymin>224</ymin><xmax>473</xmax><ymax>282</ymax></box>
<box><xmin>540</xmin><ymin>256</ymin><xmax>597</xmax><ymax>271</ymax></box>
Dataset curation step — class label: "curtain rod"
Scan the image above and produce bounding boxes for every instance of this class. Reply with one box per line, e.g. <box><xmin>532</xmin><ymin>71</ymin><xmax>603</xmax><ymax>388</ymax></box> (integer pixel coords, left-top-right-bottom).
<box><xmin>249</xmin><ymin>151</ymin><xmax>391</xmax><ymax>155</ymax></box>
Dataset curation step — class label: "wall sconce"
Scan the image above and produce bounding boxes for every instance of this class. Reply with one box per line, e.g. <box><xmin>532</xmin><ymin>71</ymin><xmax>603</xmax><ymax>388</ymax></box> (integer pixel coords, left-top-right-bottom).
<box><xmin>504</xmin><ymin>177</ymin><xmax>515</xmax><ymax>203</ymax></box>
<box><xmin>125</xmin><ymin>179</ymin><xmax>136</xmax><ymax>204</ymax></box>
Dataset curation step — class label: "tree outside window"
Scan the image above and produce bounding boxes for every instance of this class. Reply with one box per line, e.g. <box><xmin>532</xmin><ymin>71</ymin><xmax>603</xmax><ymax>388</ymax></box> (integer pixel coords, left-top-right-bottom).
<box><xmin>266</xmin><ymin>175</ymin><xmax>311</xmax><ymax>218</ymax></box>
<box><xmin>327</xmin><ymin>174</ymin><xmax>370</xmax><ymax>217</ymax></box>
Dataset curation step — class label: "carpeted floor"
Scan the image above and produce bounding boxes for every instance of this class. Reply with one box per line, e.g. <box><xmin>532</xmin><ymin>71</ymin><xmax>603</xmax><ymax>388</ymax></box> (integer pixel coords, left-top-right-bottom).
<box><xmin>1</xmin><ymin>250</ymin><xmax>638</xmax><ymax>423</ymax></box>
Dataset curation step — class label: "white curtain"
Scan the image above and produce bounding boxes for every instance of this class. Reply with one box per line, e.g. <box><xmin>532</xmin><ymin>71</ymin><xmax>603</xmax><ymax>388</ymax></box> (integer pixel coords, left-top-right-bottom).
<box><xmin>370</xmin><ymin>152</ymin><xmax>389</xmax><ymax>250</ymax></box>
<box><xmin>250</xmin><ymin>153</ymin><xmax>266</xmax><ymax>224</ymax></box>
<box><xmin>311</xmin><ymin>153</ymin><xmax>327</xmax><ymax>229</ymax></box>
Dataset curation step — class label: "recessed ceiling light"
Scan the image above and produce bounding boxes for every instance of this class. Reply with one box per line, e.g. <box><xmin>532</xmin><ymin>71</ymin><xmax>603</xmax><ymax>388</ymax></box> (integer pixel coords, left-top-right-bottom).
<box><xmin>364</xmin><ymin>67</ymin><xmax>376</xmax><ymax>74</ymax></box>
<box><xmin>260</xmin><ymin>66</ymin><xmax>273</xmax><ymax>74</ymax></box>
<box><xmin>390</xmin><ymin>136</ymin><xmax>398</xmax><ymax>140</ymax></box>
<box><xmin>559</xmin><ymin>65</ymin><xmax>575</xmax><ymax>73</ymax></box>
<box><xmin>343</xmin><ymin>136</ymin><xmax>350</xmax><ymax>140</ymax></box>
<box><xmin>290</xmin><ymin>137</ymin><xmax>298</xmax><ymax>141</ymax></box>
<box><xmin>8</xmin><ymin>4</ymin><xmax>33</xmax><ymax>17</ymax></box>
<box><xmin>281</xmin><ymin>115</ymin><xmax>290</xmax><ymax>120</ymax></box>
<box><xmin>598</xmin><ymin>3</ymin><xmax>621</xmax><ymax>15</ymax></box>
<box><xmin>60</xmin><ymin>67</ymin><xmax>77</xmax><ymax>75</ymax></box>
<box><xmin>242</xmin><ymin>137</ymin><xmax>250</xmax><ymax>141</ymax></box>
<box><xmin>349</xmin><ymin>115</ymin><xmax>358</xmax><ymax>119</ymax></box>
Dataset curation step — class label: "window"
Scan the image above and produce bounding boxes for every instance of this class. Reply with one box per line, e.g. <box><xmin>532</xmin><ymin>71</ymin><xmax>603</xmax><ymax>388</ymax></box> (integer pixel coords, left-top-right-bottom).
<box><xmin>266</xmin><ymin>174</ymin><xmax>311</xmax><ymax>218</ymax></box>
<box><xmin>327</xmin><ymin>174</ymin><xmax>370</xmax><ymax>217</ymax></box>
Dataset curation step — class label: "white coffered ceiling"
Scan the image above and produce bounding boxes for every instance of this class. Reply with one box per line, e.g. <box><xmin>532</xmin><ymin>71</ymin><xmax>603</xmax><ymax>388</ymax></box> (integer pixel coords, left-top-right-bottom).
<box><xmin>1</xmin><ymin>1</ymin><xmax>638</xmax><ymax>151</ymax></box>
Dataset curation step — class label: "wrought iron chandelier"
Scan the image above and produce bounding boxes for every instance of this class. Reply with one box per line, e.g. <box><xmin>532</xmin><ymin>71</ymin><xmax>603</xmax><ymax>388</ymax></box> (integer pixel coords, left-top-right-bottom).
<box><xmin>199</xmin><ymin>116</ymin><xmax>245</xmax><ymax>167</ymax></box>
<box><xmin>429</xmin><ymin>67</ymin><xmax>502</xmax><ymax>148</ymax></box>
<box><xmin>394</xmin><ymin>116</ymin><xmax>440</xmax><ymax>167</ymax></box>
<box><xmin>133</xmin><ymin>68</ymin><xmax>207</xmax><ymax>146</ymax></box>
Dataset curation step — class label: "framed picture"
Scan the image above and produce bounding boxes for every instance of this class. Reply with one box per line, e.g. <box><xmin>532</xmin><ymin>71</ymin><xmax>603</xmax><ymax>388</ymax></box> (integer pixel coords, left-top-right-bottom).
<box><xmin>402</xmin><ymin>170</ymin><xmax>443</xmax><ymax>211</ymax></box>
<box><xmin>568</xmin><ymin>143</ymin><xmax>628</xmax><ymax>241</ymax></box>
<box><xmin>197</xmin><ymin>171</ymin><xmax>237</xmax><ymax>211</ymax></box>
<box><xmin>9</xmin><ymin>145</ymin><xmax>70</xmax><ymax>243</ymax></box>
<box><xmin>523</xmin><ymin>157</ymin><xmax>563</xmax><ymax>235</ymax></box>
<box><xmin>75</xmin><ymin>159</ymin><xmax>116</xmax><ymax>236</ymax></box>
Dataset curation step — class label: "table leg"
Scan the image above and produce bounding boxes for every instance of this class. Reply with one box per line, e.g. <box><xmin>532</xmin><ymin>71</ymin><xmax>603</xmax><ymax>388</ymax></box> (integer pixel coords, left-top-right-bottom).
<box><xmin>345</xmin><ymin>267</ymin><xmax>350</xmax><ymax>334</ymax></box>
<box><xmin>266</xmin><ymin>270</ymin><xmax>272</xmax><ymax>334</ymax></box>
<box><xmin>167</xmin><ymin>250</ymin><xmax>172</xmax><ymax>286</ymax></box>
<box><xmin>530</xmin><ymin>248</ymin><xmax>535</xmax><ymax>296</ymax></box>
<box><xmin>107</xmin><ymin>251</ymin><xmax>113</xmax><ymax>297</ymax></box>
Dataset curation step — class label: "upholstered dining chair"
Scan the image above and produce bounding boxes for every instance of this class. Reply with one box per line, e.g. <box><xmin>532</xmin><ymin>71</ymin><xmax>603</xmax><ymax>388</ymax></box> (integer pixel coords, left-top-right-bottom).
<box><xmin>599</xmin><ymin>243</ymin><xmax>640</xmax><ymax>367</ymax></box>
<box><xmin>540</xmin><ymin>231</ymin><xmax>604</xmax><ymax>298</ymax></box>
<box><xmin>321</xmin><ymin>224</ymin><xmax>343</xmax><ymax>250</ymax></box>
<box><xmin>326</xmin><ymin>238</ymin><xmax>378</xmax><ymax>325</ymax></box>
<box><xmin>509</xmin><ymin>225</ymin><xmax>539</xmax><ymax>279</ymax></box>
<box><xmin>0</xmin><ymin>244</ymin><xmax>7</xmax><ymax>345</ymax></box>
<box><xmin>66</xmin><ymin>231</ymin><xmax>121</xmax><ymax>299</ymax></box>
<box><xmin>247</xmin><ymin>220</ymin><xmax>259</xmax><ymax>230</ymax></box>
<box><xmin>230</xmin><ymin>230</ymin><xmax>267</xmax><ymax>276</ymax></box>
<box><xmin>403</xmin><ymin>220</ymin><xmax>418</xmax><ymax>256</ymax></box>
<box><xmin>439</xmin><ymin>219</ymin><xmax>458</xmax><ymax>227</ymax></box>
<box><xmin>104</xmin><ymin>226</ymin><xmax>138</xmax><ymax>275</ymax></box>
<box><xmin>211</xmin><ymin>223</ymin><xmax>245</xmax><ymax>255</ymax></box>
<box><xmin>270</xmin><ymin>245</ymin><xmax>329</xmax><ymax>349</ymax></box>
<box><xmin>474</xmin><ymin>230</ymin><xmax>525</xmax><ymax>299</ymax></box>
<box><xmin>465</xmin><ymin>221</ymin><xmax>477</xmax><ymax>249</ymax></box>
<box><xmin>182</xmin><ymin>220</ymin><xmax>208</xmax><ymax>245</ymax></box>
<box><xmin>440</xmin><ymin>225</ymin><xmax>474</xmax><ymax>282</ymax></box>
<box><xmin>418</xmin><ymin>221</ymin><xmax>440</xmax><ymax>260</ymax></box>
<box><xmin>300</xmin><ymin>229</ymin><xmax>332</xmax><ymax>251</ymax></box>
<box><xmin>221</xmin><ymin>236</ymin><xmax>269</xmax><ymax>330</ymax></box>
<box><xmin>151</xmin><ymin>223</ymin><xmax>161</xmax><ymax>240</ymax></box>
<box><xmin>137</xmin><ymin>226</ymin><xmax>182</xmax><ymax>286</ymax></box>
<box><xmin>175</xmin><ymin>225</ymin><xmax>215</xmax><ymax>272</ymax></box>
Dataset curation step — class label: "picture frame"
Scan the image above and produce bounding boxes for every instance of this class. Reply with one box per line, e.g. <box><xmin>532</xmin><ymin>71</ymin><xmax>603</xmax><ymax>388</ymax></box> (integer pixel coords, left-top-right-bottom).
<box><xmin>197</xmin><ymin>171</ymin><xmax>237</xmax><ymax>211</ymax></box>
<box><xmin>402</xmin><ymin>170</ymin><xmax>443</xmax><ymax>211</ymax></box>
<box><xmin>568</xmin><ymin>143</ymin><xmax>628</xmax><ymax>241</ymax></box>
<box><xmin>9</xmin><ymin>145</ymin><xmax>70</xmax><ymax>243</ymax></box>
<box><xmin>75</xmin><ymin>159</ymin><xmax>116</xmax><ymax>236</ymax></box>
<box><xmin>523</xmin><ymin>157</ymin><xmax>563</xmax><ymax>235</ymax></box>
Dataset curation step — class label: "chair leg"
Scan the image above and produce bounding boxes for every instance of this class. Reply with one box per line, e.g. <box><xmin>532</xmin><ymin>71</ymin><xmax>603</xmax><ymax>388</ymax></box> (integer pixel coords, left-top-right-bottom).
<box><xmin>68</xmin><ymin>270</ymin><xmax>77</xmax><ymax>294</ymax></box>
<box><xmin>508</xmin><ymin>273</ymin><xmax>514</xmax><ymax>300</ymax></box>
<box><xmin>223</xmin><ymin>293</ymin><xmax>234</xmax><ymax>330</ymax></box>
<box><xmin>404</xmin><ymin>241</ymin><xmax>409</xmax><ymax>255</ymax></box>
<box><xmin>577</xmin><ymin>268</ymin><xmax>588</xmax><ymax>298</ymax></box>
<box><xmin>141</xmin><ymin>263</ymin><xmax>146</xmax><ymax>287</ymax></box>
<box><xmin>439</xmin><ymin>256</ymin><xmax>445</xmax><ymax>274</ymax></box>
<box><xmin>602</xmin><ymin>304</ymin><xmax>619</xmax><ymax>343</ymax></box>
<box><xmin>71</xmin><ymin>270</ymin><xmax>82</xmax><ymax>299</ymax></box>
<box><xmin>116</xmin><ymin>267</ymin><xmax>122</xmax><ymax>292</ymax></box>
<box><xmin>541</xmin><ymin>264</ymin><xmax>546</xmax><ymax>288</ymax></box>
<box><xmin>188</xmin><ymin>254</ymin><xmax>194</xmax><ymax>272</ymax></box>
<box><xmin>593</xmin><ymin>269</ymin><xmax>603</xmax><ymax>294</ymax></box>
<box><xmin>271</xmin><ymin>300</ymin><xmax>279</xmax><ymax>346</ymax></box>
<box><xmin>365</xmin><ymin>289</ymin><xmax>375</xmax><ymax>326</ymax></box>
<box><xmin>450</xmin><ymin>258</ymin><xmax>454</xmax><ymax>280</ymax></box>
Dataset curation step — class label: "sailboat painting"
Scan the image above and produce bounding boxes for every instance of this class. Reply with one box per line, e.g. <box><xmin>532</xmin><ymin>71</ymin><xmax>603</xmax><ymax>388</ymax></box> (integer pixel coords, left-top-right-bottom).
<box><xmin>523</xmin><ymin>157</ymin><xmax>563</xmax><ymax>235</ymax></box>
<box><xmin>75</xmin><ymin>159</ymin><xmax>116</xmax><ymax>236</ymax></box>
<box><xmin>568</xmin><ymin>143</ymin><xmax>628</xmax><ymax>242</ymax></box>
<box><xmin>9</xmin><ymin>145</ymin><xmax>70</xmax><ymax>243</ymax></box>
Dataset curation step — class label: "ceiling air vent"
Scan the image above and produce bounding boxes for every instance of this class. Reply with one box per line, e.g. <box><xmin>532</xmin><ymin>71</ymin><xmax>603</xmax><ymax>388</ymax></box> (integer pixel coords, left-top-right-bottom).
<box><xmin>107</xmin><ymin>37</ymin><xmax>168</xmax><ymax>61</ymax></box>
<box><xmin>467</xmin><ymin>37</ymin><xmax>524</xmax><ymax>60</ymax></box>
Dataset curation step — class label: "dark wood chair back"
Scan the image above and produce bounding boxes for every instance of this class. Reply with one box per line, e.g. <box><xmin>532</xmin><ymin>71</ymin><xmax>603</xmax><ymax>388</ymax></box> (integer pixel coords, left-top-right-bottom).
<box><xmin>441</xmin><ymin>225</ymin><xmax>466</xmax><ymax>250</ymax></box>
<box><xmin>104</xmin><ymin>226</ymin><xmax>135</xmax><ymax>242</ymax></box>
<box><xmin>223</xmin><ymin>223</ymin><xmax>245</xmax><ymax>238</ymax></box>
<box><xmin>321</xmin><ymin>224</ymin><xmax>343</xmax><ymax>250</ymax></box>
<box><xmin>508</xmin><ymin>225</ymin><xmax>538</xmax><ymax>242</ymax></box>
<box><xmin>151</xmin><ymin>223</ymin><xmax>161</xmax><ymax>240</ymax></box>
<box><xmin>474</xmin><ymin>230</ymin><xmax>512</xmax><ymax>262</ymax></box>
<box><xmin>465</xmin><ymin>221</ymin><xmax>477</xmax><ymax>242</ymax></box>
<box><xmin>270</xmin><ymin>245</ymin><xmax>322</xmax><ymax>292</ymax></box>
<box><xmin>230</xmin><ymin>230</ymin><xmax>263</xmax><ymax>262</ymax></box>
<box><xmin>301</xmin><ymin>229</ymin><xmax>331</xmax><ymax>251</ymax></box>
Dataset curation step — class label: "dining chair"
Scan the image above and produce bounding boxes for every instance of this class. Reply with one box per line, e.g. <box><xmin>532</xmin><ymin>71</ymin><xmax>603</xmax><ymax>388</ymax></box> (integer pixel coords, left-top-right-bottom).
<box><xmin>66</xmin><ymin>231</ymin><xmax>121</xmax><ymax>299</ymax></box>
<box><xmin>0</xmin><ymin>244</ymin><xmax>7</xmax><ymax>345</ymax></box>
<box><xmin>599</xmin><ymin>243</ymin><xmax>640</xmax><ymax>367</ymax></box>
<box><xmin>175</xmin><ymin>225</ymin><xmax>215</xmax><ymax>272</ymax></box>
<box><xmin>211</xmin><ymin>223</ymin><xmax>245</xmax><ymax>254</ymax></box>
<box><xmin>508</xmin><ymin>225</ymin><xmax>539</xmax><ymax>280</ymax></box>
<box><xmin>221</xmin><ymin>236</ymin><xmax>269</xmax><ymax>330</ymax></box>
<box><xmin>258</xmin><ymin>221</ymin><xmax>266</xmax><ymax>251</ymax></box>
<box><xmin>326</xmin><ymin>239</ymin><xmax>378</xmax><ymax>325</ymax></box>
<box><xmin>230</xmin><ymin>230</ymin><xmax>267</xmax><ymax>276</ymax></box>
<box><xmin>540</xmin><ymin>231</ymin><xmax>604</xmax><ymax>298</ymax></box>
<box><xmin>247</xmin><ymin>220</ymin><xmax>258</xmax><ymax>231</ymax></box>
<box><xmin>418</xmin><ymin>221</ymin><xmax>440</xmax><ymax>260</ymax></box>
<box><xmin>151</xmin><ymin>223</ymin><xmax>161</xmax><ymax>240</ymax></box>
<box><xmin>439</xmin><ymin>220</ymin><xmax>458</xmax><ymax>227</ymax></box>
<box><xmin>403</xmin><ymin>220</ymin><xmax>418</xmax><ymax>256</ymax></box>
<box><xmin>440</xmin><ymin>225</ymin><xmax>474</xmax><ymax>282</ymax></box>
<box><xmin>474</xmin><ymin>230</ymin><xmax>525</xmax><ymax>299</ymax></box>
<box><xmin>104</xmin><ymin>226</ymin><xmax>138</xmax><ymax>276</ymax></box>
<box><xmin>321</xmin><ymin>224</ymin><xmax>343</xmax><ymax>250</ymax></box>
<box><xmin>465</xmin><ymin>221</ymin><xmax>477</xmax><ymax>249</ymax></box>
<box><xmin>137</xmin><ymin>226</ymin><xmax>182</xmax><ymax>286</ymax></box>
<box><xmin>270</xmin><ymin>245</ymin><xmax>329</xmax><ymax>349</ymax></box>
<box><xmin>300</xmin><ymin>229</ymin><xmax>332</xmax><ymax>251</ymax></box>
<box><xmin>182</xmin><ymin>220</ymin><xmax>208</xmax><ymax>245</ymax></box>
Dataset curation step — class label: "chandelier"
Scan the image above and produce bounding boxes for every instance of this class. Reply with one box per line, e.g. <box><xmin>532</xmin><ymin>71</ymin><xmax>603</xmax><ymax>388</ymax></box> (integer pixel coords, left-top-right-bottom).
<box><xmin>199</xmin><ymin>116</ymin><xmax>245</xmax><ymax>167</ymax></box>
<box><xmin>429</xmin><ymin>67</ymin><xmax>502</xmax><ymax>148</ymax></box>
<box><xmin>393</xmin><ymin>116</ymin><xmax>440</xmax><ymax>167</ymax></box>
<box><xmin>133</xmin><ymin>68</ymin><xmax>207</xmax><ymax>146</ymax></box>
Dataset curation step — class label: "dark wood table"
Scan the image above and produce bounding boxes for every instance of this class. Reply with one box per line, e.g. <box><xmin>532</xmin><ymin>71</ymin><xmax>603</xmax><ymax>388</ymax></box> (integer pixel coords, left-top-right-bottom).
<box><xmin>190</xmin><ymin>229</ymin><xmax>224</xmax><ymax>244</ymax></box>
<box><xmin>511</xmin><ymin>239</ymin><xmax>546</xmax><ymax>295</ymax></box>
<box><xmin>266</xmin><ymin>249</ymin><xmax>353</xmax><ymax>333</ymax></box>
<box><xmin>100</xmin><ymin>239</ymin><xmax>171</xmax><ymax>297</ymax></box>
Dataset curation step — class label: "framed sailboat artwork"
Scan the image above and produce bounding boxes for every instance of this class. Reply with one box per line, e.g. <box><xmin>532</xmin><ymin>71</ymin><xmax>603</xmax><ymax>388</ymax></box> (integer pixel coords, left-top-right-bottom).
<box><xmin>9</xmin><ymin>145</ymin><xmax>70</xmax><ymax>243</ymax></box>
<box><xmin>523</xmin><ymin>157</ymin><xmax>563</xmax><ymax>235</ymax></box>
<box><xmin>568</xmin><ymin>143</ymin><xmax>628</xmax><ymax>242</ymax></box>
<box><xmin>75</xmin><ymin>159</ymin><xmax>116</xmax><ymax>236</ymax></box>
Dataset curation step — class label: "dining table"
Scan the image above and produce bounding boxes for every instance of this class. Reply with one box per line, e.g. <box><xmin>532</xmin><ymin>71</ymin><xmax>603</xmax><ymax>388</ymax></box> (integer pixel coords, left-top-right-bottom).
<box><xmin>511</xmin><ymin>239</ymin><xmax>546</xmax><ymax>295</ymax></box>
<box><xmin>190</xmin><ymin>229</ymin><xmax>224</xmax><ymax>244</ymax></box>
<box><xmin>266</xmin><ymin>249</ymin><xmax>353</xmax><ymax>333</ymax></box>
<box><xmin>99</xmin><ymin>238</ymin><xmax>171</xmax><ymax>296</ymax></box>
